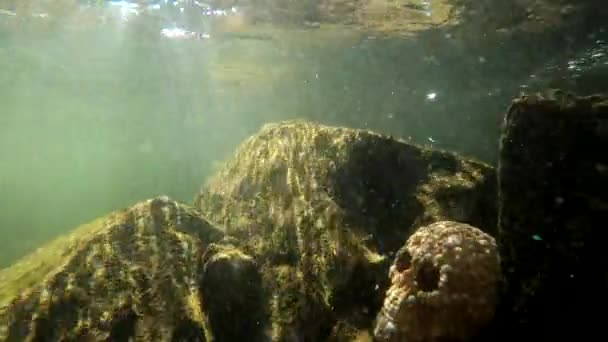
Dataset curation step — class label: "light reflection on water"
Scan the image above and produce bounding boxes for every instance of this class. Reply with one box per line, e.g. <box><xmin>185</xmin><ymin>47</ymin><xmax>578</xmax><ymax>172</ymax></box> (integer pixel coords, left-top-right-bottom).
<box><xmin>0</xmin><ymin>0</ymin><xmax>605</xmax><ymax>268</ymax></box>
<box><xmin>521</xmin><ymin>37</ymin><xmax>608</xmax><ymax>93</ymax></box>
<box><xmin>0</xmin><ymin>0</ymin><xmax>290</xmax><ymax>267</ymax></box>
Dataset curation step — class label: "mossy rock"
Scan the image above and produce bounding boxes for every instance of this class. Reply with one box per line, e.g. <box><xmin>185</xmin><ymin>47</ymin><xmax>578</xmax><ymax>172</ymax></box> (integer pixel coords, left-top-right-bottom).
<box><xmin>0</xmin><ymin>120</ymin><xmax>497</xmax><ymax>341</ymax></box>
<box><xmin>0</xmin><ymin>197</ymin><xmax>267</xmax><ymax>341</ymax></box>
<box><xmin>194</xmin><ymin>119</ymin><xmax>497</xmax><ymax>339</ymax></box>
<box><xmin>497</xmin><ymin>90</ymin><xmax>608</xmax><ymax>339</ymax></box>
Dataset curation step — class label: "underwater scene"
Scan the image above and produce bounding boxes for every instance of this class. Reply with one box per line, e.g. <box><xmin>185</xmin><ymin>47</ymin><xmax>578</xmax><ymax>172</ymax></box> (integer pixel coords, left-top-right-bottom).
<box><xmin>0</xmin><ymin>0</ymin><xmax>606</xmax><ymax>341</ymax></box>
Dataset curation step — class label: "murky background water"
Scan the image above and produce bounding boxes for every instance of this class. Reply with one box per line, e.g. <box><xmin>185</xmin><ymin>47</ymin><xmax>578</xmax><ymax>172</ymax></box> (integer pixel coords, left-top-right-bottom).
<box><xmin>0</xmin><ymin>0</ymin><xmax>606</xmax><ymax>267</ymax></box>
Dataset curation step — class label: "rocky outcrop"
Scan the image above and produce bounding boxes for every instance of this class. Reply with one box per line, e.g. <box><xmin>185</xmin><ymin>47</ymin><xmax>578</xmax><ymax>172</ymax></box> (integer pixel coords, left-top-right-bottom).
<box><xmin>0</xmin><ymin>197</ymin><xmax>266</xmax><ymax>342</ymax></box>
<box><xmin>497</xmin><ymin>90</ymin><xmax>608</xmax><ymax>339</ymax></box>
<box><xmin>195</xmin><ymin>119</ymin><xmax>497</xmax><ymax>339</ymax></box>
<box><xmin>0</xmin><ymin>119</ymin><xmax>497</xmax><ymax>341</ymax></box>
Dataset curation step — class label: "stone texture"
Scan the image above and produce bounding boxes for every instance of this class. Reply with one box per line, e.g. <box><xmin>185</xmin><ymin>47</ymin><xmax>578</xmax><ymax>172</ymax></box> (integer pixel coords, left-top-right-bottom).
<box><xmin>497</xmin><ymin>90</ymin><xmax>608</xmax><ymax>339</ymax></box>
<box><xmin>194</xmin><ymin>119</ymin><xmax>497</xmax><ymax>339</ymax></box>
<box><xmin>0</xmin><ymin>119</ymin><xmax>499</xmax><ymax>341</ymax></box>
<box><xmin>0</xmin><ymin>197</ymin><xmax>266</xmax><ymax>342</ymax></box>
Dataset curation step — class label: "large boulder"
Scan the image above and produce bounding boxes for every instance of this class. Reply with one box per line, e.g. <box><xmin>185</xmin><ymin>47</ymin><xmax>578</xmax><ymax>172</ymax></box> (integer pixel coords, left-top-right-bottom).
<box><xmin>497</xmin><ymin>90</ymin><xmax>608</xmax><ymax>339</ymax></box>
<box><xmin>0</xmin><ymin>197</ymin><xmax>267</xmax><ymax>342</ymax></box>
<box><xmin>0</xmin><ymin>119</ymin><xmax>499</xmax><ymax>341</ymax></box>
<box><xmin>194</xmin><ymin>119</ymin><xmax>497</xmax><ymax>339</ymax></box>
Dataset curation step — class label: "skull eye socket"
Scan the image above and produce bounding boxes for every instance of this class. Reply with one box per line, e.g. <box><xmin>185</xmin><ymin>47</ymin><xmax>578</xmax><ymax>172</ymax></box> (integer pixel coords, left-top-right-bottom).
<box><xmin>416</xmin><ymin>261</ymin><xmax>439</xmax><ymax>292</ymax></box>
<box><xmin>394</xmin><ymin>248</ymin><xmax>412</xmax><ymax>272</ymax></box>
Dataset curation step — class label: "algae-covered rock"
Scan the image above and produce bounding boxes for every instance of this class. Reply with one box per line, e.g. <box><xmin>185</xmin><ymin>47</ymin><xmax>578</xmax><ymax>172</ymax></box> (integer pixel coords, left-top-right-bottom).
<box><xmin>200</xmin><ymin>241</ymin><xmax>269</xmax><ymax>342</ymax></box>
<box><xmin>0</xmin><ymin>197</ymin><xmax>265</xmax><ymax>341</ymax></box>
<box><xmin>497</xmin><ymin>90</ymin><xmax>608</xmax><ymax>339</ymax></box>
<box><xmin>194</xmin><ymin>119</ymin><xmax>497</xmax><ymax>339</ymax></box>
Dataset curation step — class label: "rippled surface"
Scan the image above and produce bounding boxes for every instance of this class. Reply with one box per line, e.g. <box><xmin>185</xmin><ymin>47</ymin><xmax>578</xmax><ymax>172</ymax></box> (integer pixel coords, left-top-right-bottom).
<box><xmin>0</xmin><ymin>0</ymin><xmax>606</xmax><ymax>266</ymax></box>
<box><xmin>523</xmin><ymin>36</ymin><xmax>608</xmax><ymax>93</ymax></box>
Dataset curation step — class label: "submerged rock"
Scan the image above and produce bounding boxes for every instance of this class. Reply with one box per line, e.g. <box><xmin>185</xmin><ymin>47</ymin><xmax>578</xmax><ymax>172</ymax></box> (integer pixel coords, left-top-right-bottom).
<box><xmin>497</xmin><ymin>90</ymin><xmax>608</xmax><ymax>339</ymax></box>
<box><xmin>374</xmin><ymin>221</ymin><xmax>501</xmax><ymax>342</ymax></box>
<box><xmin>0</xmin><ymin>197</ymin><xmax>266</xmax><ymax>341</ymax></box>
<box><xmin>194</xmin><ymin>119</ymin><xmax>496</xmax><ymax>339</ymax></box>
<box><xmin>0</xmin><ymin>119</ymin><xmax>499</xmax><ymax>341</ymax></box>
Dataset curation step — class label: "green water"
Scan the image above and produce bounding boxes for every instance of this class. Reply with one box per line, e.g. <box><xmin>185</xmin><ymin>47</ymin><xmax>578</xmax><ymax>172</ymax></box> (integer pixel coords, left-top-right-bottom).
<box><xmin>0</xmin><ymin>0</ymin><xmax>602</xmax><ymax>268</ymax></box>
